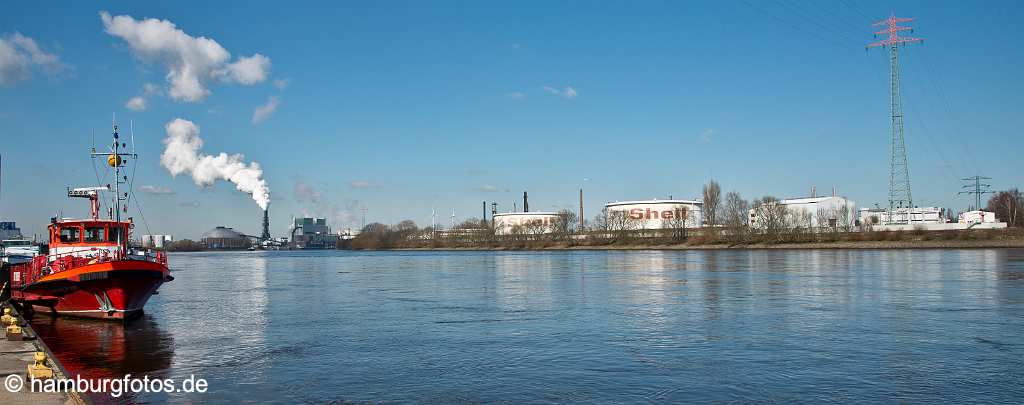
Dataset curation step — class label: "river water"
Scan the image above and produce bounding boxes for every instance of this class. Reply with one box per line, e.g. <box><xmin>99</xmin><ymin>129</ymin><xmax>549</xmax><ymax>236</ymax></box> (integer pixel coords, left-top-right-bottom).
<box><xmin>29</xmin><ymin>249</ymin><xmax>1024</xmax><ymax>404</ymax></box>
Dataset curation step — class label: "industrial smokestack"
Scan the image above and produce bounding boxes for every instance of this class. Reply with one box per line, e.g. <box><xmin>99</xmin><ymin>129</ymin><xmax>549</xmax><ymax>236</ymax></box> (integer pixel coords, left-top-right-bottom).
<box><xmin>523</xmin><ymin>191</ymin><xmax>529</xmax><ymax>213</ymax></box>
<box><xmin>482</xmin><ymin>201</ymin><xmax>487</xmax><ymax>223</ymax></box>
<box><xmin>579</xmin><ymin>188</ymin><xmax>584</xmax><ymax>230</ymax></box>
<box><xmin>261</xmin><ymin>208</ymin><xmax>270</xmax><ymax>240</ymax></box>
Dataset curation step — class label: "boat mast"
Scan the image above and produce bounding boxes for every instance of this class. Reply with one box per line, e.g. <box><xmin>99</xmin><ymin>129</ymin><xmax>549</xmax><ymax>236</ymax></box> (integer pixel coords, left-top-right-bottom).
<box><xmin>90</xmin><ymin>122</ymin><xmax>137</xmax><ymax>255</ymax></box>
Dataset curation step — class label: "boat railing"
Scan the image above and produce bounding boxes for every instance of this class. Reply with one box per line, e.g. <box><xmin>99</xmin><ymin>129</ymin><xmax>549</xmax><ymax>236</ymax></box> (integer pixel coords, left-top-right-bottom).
<box><xmin>10</xmin><ymin>246</ymin><xmax>168</xmax><ymax>288</ymax></box>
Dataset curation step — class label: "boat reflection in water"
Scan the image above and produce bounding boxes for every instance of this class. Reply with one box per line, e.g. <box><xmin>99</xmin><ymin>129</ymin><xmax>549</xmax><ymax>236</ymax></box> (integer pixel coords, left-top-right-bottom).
<box><xmin>30</xmin><ymin>315</ymin><xmax>173</xmax><ymax>404</ymax></box>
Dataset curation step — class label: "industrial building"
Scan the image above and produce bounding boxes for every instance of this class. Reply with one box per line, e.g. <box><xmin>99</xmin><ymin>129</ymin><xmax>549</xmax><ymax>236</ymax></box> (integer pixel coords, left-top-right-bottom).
<box><xmin>291</xmin><ymin>217</ymin><xmax>339</xmax><ymax>249</ymax></box>
<box><xmin>750</xmin><ymin>195</ymin><xmax>857</xmax><ymax>229</ymax></box>
<box><xmin>0</xmin><ymin>222</ymin><xmax>22</xmax><ymax>240</ymax></box>
<box><xmin>959</xmin><ymin>210</ymin><xmax>999</xmax><ymax>224</ymax></box>
<box><xmin>201</xmin><ymin>226</ymin><xmax>250</xmax><ymax>249</ymax></box>
<box><xmin>858</xmin><ymin>207</ymin><xmax>1007</xmax><ymax>231</ymax></box>
<box><xmin>493</xmin><ymin>212</ymin><xmax>561</xmax><ymax>235</ymax></box>
<box><xmin>141</xmin><ymin>234</ymin><xmax>174</xmax><ymax>249</ymax></box>
<box><xmin>858</xmin><ymin>207</ymin><xmax>945</xmax><ymax>226</ymax></box>
<box><xmin>604</xmin><ymin>200</ymin><xmax>703</xmax><ymax>229</ymax></box>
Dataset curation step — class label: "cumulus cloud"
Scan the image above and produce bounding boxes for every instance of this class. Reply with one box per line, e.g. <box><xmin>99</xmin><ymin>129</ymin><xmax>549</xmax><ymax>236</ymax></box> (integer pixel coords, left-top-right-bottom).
<box><xmin>124</xmin><ymin>83</ymin><xmax>162</xmax><ymax>111</ymax></box>
<box><xmin>542</xmin><ymin>85</ymin><xmax>577</xmax><ymax>99</ymax></box>
<box><xmin>273</xmin><ymin>78</ymin><xmax>290</xmax><ymax>90</ymax></box>
<box><xmin>125</xmin><ymin>96</ymin><xmax>147</xmax><ymax>111</ymax></box>
<box><xmin>160</xmin><ymin>118</ymin><xmax>271</xmax><ymax>209</ymax></box>
<box><xmin>100</xmin><ymin>11</ymin><xmax>271</xmax><ymax>102</ymax></box>
<box><xmin>251</xmin><ymin>96</ymin><xmax>279</xmax><ymax>124</ymax></box>
<box><xmin>140</xmin><ymin>185</ymin><xmax>175</xmax><ymax>195</ymax></box>
<box><xmin>0</xmin><ymin>32</ymin><xmax>66</xmax><ymax>85</ymax></box>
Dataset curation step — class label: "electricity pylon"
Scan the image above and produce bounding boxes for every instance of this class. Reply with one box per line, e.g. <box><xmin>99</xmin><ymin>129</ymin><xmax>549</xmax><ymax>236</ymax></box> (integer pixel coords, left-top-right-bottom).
<box><xmin>868</xmin><ymin>14</ymin><xmax>923</xmax><ymax>223</ymax></box>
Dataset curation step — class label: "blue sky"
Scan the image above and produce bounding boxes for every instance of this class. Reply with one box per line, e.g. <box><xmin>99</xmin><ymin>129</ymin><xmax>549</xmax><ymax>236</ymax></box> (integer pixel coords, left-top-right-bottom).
<box><xmin>1</xmin><ymin>1</ymin><xmax>1022</xmax><ymax>240</ymax></box>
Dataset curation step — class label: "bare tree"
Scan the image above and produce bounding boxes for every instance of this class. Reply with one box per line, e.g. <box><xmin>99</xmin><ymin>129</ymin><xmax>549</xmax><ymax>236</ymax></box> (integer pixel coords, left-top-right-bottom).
<box><xmin>553</xmin><ymin>209</ymin><xmax>578</xmax><ymax>241</ymax></box>
<box><xmin>661</xmin><ymin>206</ymin><xmax>689</xmax><ymax>241</ymax></box>
<box><xmin>606</xmin><ymin>209</ymin><xmax>640</xmax><ymax>242</ymax></box>
<box><xmin>751</xmin><ymin>196</ymin><xmax>790</xmax><ymax>243</ymax></box>
<box><xmin>722</xmin><ymin>191</ymin><xmax>749</xmax><ymax>244</ymax></box>
<box><xmin>987</xmin><ymin>189</ymin><xmax>1023</xmax><ymax>227</ymax></box>
<box><xmin>836</xmin><ymin>203</ymin><xmax>854</xmax><ymax>232</ymax></box>
<box><xmin>702</xmin><ymin>180</ymin><xmax>721</xmax><ymax>227</ymax></box>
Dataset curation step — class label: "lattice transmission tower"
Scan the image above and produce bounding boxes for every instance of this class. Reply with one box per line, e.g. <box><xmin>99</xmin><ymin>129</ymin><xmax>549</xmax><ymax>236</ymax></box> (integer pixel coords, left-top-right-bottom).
<box><xmin>868</xmin><ymin>14</ymin><xmax>923</xmax><ymax>223</ymax></box>
<box><xmin>959</xmin><ymin>176</ymin><xmax>993</xmax><ymax>211</ymax></box>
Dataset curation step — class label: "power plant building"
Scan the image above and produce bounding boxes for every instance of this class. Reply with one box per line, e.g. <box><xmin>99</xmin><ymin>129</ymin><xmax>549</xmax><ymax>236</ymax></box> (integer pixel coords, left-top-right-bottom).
<box><xmin>291</xmin><ymin>217</ymin><xmax>339</xmax><ymax>249</ymax></box>
<box><xmin>604</xmin><ymin>200</ymin><xmax>703</xmax><ymax>229</ymax></box>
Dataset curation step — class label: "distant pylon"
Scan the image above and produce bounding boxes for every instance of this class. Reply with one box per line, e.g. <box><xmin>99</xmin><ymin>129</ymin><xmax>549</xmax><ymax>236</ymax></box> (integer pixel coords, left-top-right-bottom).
<box><xmin>959</xmin><ymin>176</ymin><xmax>994</xmax><ymax>211</ymax></box>
<box><xmin>868</xmin><ymin>14</ymin><xmax>923</xmax><ymax>223</ymax></box>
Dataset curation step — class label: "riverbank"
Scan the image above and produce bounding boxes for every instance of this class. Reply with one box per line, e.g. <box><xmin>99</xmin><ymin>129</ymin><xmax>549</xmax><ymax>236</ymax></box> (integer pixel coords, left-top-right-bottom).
<box><xmin>392</xmin><ymin>238</ymin><xmax>1024</xmax><ymax>251</ymax></box>
<box><xmin>0</xmin><ymin>305</ymin><xmax>83</xmax><ymax>405</ymax></box>
<box><xmin>377</xmin><ymin>228</ymin><xmax>1024</xmax><ymax>251</ymax></box>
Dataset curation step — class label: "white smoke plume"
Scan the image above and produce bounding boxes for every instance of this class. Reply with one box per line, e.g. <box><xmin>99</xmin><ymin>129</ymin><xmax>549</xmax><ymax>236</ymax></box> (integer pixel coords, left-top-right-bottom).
<box><xmin>161</xmin><ymin>118</ymin><xmax>270</xmax><ymax>210</ymax></box>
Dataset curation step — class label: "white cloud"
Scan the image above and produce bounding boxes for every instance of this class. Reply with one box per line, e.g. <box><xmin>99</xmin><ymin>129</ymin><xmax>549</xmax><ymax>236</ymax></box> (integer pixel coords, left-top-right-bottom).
<box><xmin>139</xmin><ymin>185</ymin><xmax>175</xmax><ymax>195</ymax></box>
<box><xmin>273</xmin><ymin>78</ymin><xmax>290</xmax><ymax>90</ymax></box>
<box><xmin>350</xmin><ymin>180</ymin><xmax>377</xmax><ymax>189</ymax></box>
<box><xmin>100</xmin><ymin>11</ymin><xmax>271</xmax><ymax>102</ymax></box>
<box><xmin>542</xmin><ymin>85</ymin><xmax>577</xmax><ymax>99</ymax></box>
<box><xmin>509</xmin><ymin>91</ymin><xmax>525</xmax><ymax>100</ymax></box>
<box><xmin>251</xmin><ymin>96</ymin><xmax>279</xmax><ymax>124</ymax></box>
<box><xmin>124</xmin><ymin>83</ymin><xmax>162</xmax><ymax>112</ymax></box>
<box><xmin>220</xmin><ymin>53</ymin><xmax>270</xmax><ymax>84</ymax></box>
<box><xmin>125</xmin><ymin>96</ymin><xmax>147</xmax><ymax>111</ymax></box>
<box><xmin>475</xmin><ymin>184</ymin><xmax>499</xmax><ymax>192</ymax></box>
<box><xmin>142</xmin><ymin>82</ymin><xmax>161</xmax><ymax>96</ymax></box>
<box><xmin>0</xmin><ymin>32</ymin><xmax>66</xmax><ymax>85</ymax></box>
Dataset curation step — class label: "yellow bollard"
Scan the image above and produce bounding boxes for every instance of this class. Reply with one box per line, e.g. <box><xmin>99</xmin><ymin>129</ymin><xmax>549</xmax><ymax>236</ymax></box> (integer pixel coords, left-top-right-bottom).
<box><xmin>3</xmin><ymin>308</ymin><xmax>23</xmax><ymax>341</ymax></box>
<box><xmin>6</xmin><ymin>322</ymin><xmax>23</xmax><ymax>341</ymax></box>
<box><xmin>27</xmin><ymin>352</ymin><xmax>53</xmax><ymax>380</ymax></box>
<box><xmin>0</xmin><ymin>307</ymin><xmax>13</xmax><ymax>326</ymax></box>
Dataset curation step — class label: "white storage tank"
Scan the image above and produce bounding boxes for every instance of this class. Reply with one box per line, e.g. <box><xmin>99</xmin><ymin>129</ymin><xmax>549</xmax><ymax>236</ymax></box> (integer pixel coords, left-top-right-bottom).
<box><xmin>493</xmin><ymin>212</ymin><xmax>561</xmax><ymax>235</ymax></box>
<box><xmin>603</xmin><ymin>200</ymin><xmax>703</xmax><ymax>229</ymax></box>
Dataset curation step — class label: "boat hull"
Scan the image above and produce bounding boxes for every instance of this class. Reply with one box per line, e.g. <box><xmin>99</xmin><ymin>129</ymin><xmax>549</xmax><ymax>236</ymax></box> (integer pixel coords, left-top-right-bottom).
<box><xmin>12</xmin><ymin>260</ymin><xmax>170</xmax><ymax>321</ymax></box>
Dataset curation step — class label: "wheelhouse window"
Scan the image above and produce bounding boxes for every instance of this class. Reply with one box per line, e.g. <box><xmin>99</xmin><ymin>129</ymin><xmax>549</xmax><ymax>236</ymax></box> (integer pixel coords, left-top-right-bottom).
<box><xmin>85</xmin><ymin>227</ymin><xmax>106</xmax><ymax>242</ymax></box>
<box><xmin>108</xmin><ymin>226</ymin><xmax>124</xmax><ymax>243</ymax></box>
<box><xmin>59</xmin><ymin>226</ymin><xmax>81</xmax><ymax>243</ymax></box>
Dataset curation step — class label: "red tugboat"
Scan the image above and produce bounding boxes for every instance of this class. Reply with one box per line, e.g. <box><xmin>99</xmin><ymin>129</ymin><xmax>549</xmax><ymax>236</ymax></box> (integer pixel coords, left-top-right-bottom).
<box><xmin>9</xmin><ymin>124</ymin><xmax>172</xmax><ymax>321</ymax></box>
